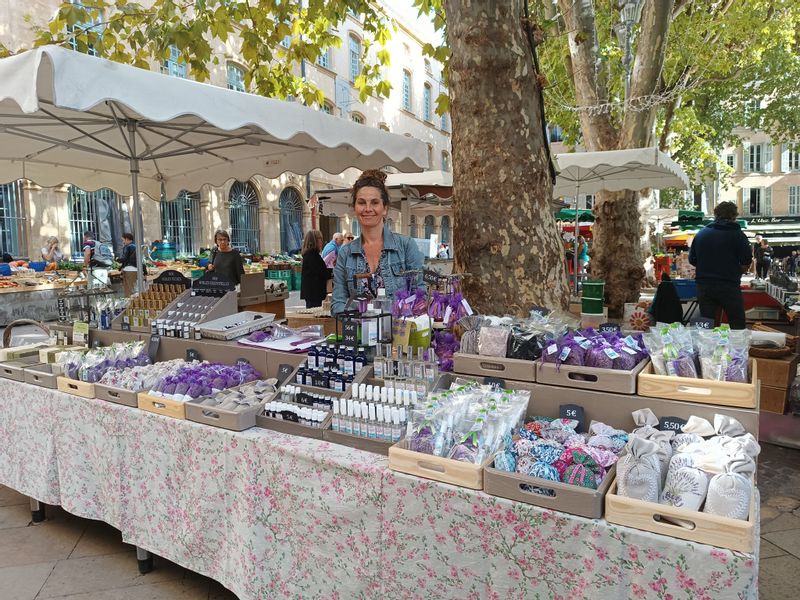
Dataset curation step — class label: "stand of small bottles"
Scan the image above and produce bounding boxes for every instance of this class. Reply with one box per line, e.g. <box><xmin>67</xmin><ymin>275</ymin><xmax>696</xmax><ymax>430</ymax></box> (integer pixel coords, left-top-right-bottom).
<box><xmin>297</xmin><ymin>343</ymin><xmax>370</xmax><ymax>392</ymax></box>
<box><xmin>372</xmin><ymin>343</ymin><xmax>439</xmax><ymax>399</ymax></box>
<box><xmin>330</xmin><ymin>381</ymin><xmax>416</xmax><ymax>443</ymax></box>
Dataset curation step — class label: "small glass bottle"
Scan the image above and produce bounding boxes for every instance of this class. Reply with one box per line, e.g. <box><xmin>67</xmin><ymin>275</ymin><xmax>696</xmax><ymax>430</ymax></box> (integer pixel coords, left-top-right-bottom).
<box><xmin>307</xmin><ymin>344</ymin><xmax>318</xmax><ymax>369</ymax></box>
<box><xmin>373</xmin><ymin>343</ymin><xmax>385</xmax><ymax>379</ymax></box>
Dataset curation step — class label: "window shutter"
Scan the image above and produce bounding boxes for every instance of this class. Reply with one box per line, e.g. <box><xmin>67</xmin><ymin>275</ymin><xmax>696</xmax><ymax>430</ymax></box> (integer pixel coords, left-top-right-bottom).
<box><xmin>764</xmin><ymin>143</ymin><xmax>773</xmax><ymax>173</ymax></box>
<box><xmin>742</xmin><ymin>188</ymin><xmax>750</xmax><ymax>214</ymax></box>
<box><xmin>782</xmin><ymin>143</ymin><xmax>790</xmax><ymax>172</ymax></box>
<box><xmin>764</xmin><ymin>187</ymin><xmax>772</xmax><ymax>216</ymax></box>
<box><xmin>742</xmin><ymin>142</ymin><xmax>751</xmax><ymax>173</ymax></box>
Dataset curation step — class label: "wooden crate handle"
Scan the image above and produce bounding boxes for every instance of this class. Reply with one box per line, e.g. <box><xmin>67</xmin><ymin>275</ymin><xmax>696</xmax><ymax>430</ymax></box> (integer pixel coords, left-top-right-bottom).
<box><xmin>568</xmin><ymin>371</ymin><xmax>598</xmax><ymax>382</ymax></box>
<box><xmin>676</xmin><ymin>385</ymin><xmax>712</xmax><ymax>396</ymax></box>
<box><xmin>67</xmin><ymin>382</ymin><xmax>78</xmax><ymax>390</ymax></box>
<box><xmin>202</xmin><ymin>410</ymin><xmax>221</xmax><ymax>420</ymax></box>
<box><xmin>479</xmin><ymin>362</ymin><xmax>505</xmax><ymax>372</ymax></box>
<box><xmin>108</xmin><ymin>390</ymin><xmax>120</xmax><ymax>398</ymax></box>
<box><xmin>654</xmin><ymin>513</ymin><xmax>697</xmax><ymax>530</ymax></box>
<box><xmin>152</xmin><ymin>401</ymin><xmax>166</xmax><ymax>409</ymax></box>
<box><xmin>518</xmin><ymin>482</ymin><xmax>558</xmax><ymax>498</ymax></box>
<box><xmin>417</xmin><ymin>460</ymin><xmax>446</xmax><ymax>473</ymax></box>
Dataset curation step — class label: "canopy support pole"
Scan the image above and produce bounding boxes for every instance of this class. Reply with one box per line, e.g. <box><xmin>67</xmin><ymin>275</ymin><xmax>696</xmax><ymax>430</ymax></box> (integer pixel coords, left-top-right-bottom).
<box><xmin>574</xmin><ymin>183</ymin><xmax>581</xmax><ymax>295</ymax></box>
<box><xmin>127</xmin><ymin>121</ymin><xmax>146</xmax><ymax>296</ymax></box>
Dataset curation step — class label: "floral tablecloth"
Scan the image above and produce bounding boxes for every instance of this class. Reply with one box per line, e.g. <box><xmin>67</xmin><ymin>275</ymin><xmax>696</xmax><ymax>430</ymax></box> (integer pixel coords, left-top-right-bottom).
<box><xmin>0</xmin><ymin>380</ymin><xmax>758</xmax><ymax>599</ymax></box>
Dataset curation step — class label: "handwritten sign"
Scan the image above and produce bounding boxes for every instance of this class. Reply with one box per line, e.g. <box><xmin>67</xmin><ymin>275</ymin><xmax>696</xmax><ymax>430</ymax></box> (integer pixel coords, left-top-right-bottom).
<box><xmin>484</xmin><ymin>376</ymin><xmax>506</xmax><ymax>389</ymax></box>
<box><xmin>599</xmin><ymin>322</ymin><xmax>621</xmax><ymax>333</ymax></box>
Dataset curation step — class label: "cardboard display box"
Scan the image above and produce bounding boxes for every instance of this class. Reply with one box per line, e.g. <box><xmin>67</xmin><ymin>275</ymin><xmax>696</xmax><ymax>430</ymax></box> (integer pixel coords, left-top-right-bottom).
<box><xmin>753</xmin><ymin>354</ymin><xmax>799</xmax><ymax>390</ymax></box>
<box><xmin>760</xmin><ymin>384</ymin><xmax>789</xmax><ymax>414</ymax></box>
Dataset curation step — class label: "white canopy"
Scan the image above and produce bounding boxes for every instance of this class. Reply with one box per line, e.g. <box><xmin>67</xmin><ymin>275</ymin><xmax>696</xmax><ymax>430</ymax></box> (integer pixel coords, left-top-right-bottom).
<box><xmin>385</xmin><ymin>170</ymin><xmax>452</xmax><ymax>189</ymax></box>
<box><xmin>0</xmin><ymin>46</ymin><xmax>428</xmax><ymax>199</ymax></box>
<box><xmin>553</xmin><ymin>147</ymin><xmax>690</xmax><ymax>198</ymax></box>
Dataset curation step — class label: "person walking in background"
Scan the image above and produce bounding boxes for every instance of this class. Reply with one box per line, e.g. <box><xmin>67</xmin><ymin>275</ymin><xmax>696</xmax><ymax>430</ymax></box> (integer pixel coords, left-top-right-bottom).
<box><xmin>576</xmin><ymin>235</ymin><xmax>590</xmax><ymax>274</ymax></box>
<box><xmin>41</xmin><ymin>236</ymin><xmax>64</xmax><ymax>264</ymax></box>
<box><xmin>755</xmin><ymin>238</ymin><xmax>773</xmax><ymax>279</ymax></box>
<box><xmin>322</xmin><ymin>232</ymin><xmax>344</xmax><ymax>260</ymax></box>
<box><xmin>206</xmin><ymin>229</ymin><xmax>244</xmax><ymax>285</ymax></box>
<box><xmin>688</xmin><ymin>201</ymin><xmax>752</xmax><ymax>329</ymax></box>
<box><xmin>300</xmin><ymin>229</ymin><xmax>330</xmax><ymax>308</ymax></box>
<box><xmin>118</xmin><ymin>232</ymin><xmax>141</xmax><ymax>297</ymax></box>
<box><xmin>751</xmin><ymin>234</ymin><xmax>762</xmax><ymax>275</ymax></box>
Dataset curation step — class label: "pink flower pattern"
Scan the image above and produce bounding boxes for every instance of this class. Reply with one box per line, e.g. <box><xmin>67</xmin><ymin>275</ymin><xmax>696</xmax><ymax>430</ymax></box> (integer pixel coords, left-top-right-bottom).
<box><xmin>0</xmin><ymin>382</ymin><xmax>759</xmax><ymax>599</ymax></box>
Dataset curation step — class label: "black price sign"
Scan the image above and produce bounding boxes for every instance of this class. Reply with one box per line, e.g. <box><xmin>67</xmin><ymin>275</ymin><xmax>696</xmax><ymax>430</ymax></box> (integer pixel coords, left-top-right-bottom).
<box><xmin>484</xmin><ymin>376</ymin><xmax>506</xmax><ymax>389</ymax></box>
<box><xmin>236</xmin><ymin>357</ymin><xmax>250</xmax><ymax>367</ymax></box>
<box><xmin>153</xmin><ymin>269</ymin><xmax>191</xmax><ymax>288</ymax></box>
<box><xmin>192</xmin><ymin>271</ymin><xmax>235</xmax><ymax>294</ymax></box>
<box><xmin>311</xmin><ymin>373</ymin><xmax>327</xmax><ymax>388</ymax></box>
<box><xmin>423</xmin><ymin>269</ymin><xmax>441</xmax><ymax>285</ymax></box>
<box><xmin>147</xmin><ymin>334</ymin><xmax>161</xmax><ymax>363</ymax></box>
<box><xmin>121</xmin><ymin>319</ymin><xmax>131</xmax><ymax>332</ymax></box>
<box><xmin>277</xmin><ymin>363</ymin><xmax>294</xmax><ymax>385</ymax></box>
<box><xmin>692</xmin><ymin>317</ymin><xmax>714</xmax><ymax>330</ymax></box>
<box><xmin>659</xmin><ymin>416</ymin><xmax>687</xmax><ymax>432</ymax></box>
<box><xmin>599</xmin><ymin>322</ymin><xmax>621</xmax><ymax>333</ymax></box>
<box><xmin>186</xmin><ymin>348</ymin><xmax>201</xmax><ymax>361</ymax></box>
<box><xmin>559</xmin><ymin>404</ymin><xmax>585</xmax><ymax>433</ymax></box>
<box><xmin>57</xmin><ymin>298</ymin><xmax>68</xmax><ymax>320</ymax></box>
<box><xmin>342</xmin><ymin>320</ymin><xmax>358</xmax><ymax>347</ymax></box>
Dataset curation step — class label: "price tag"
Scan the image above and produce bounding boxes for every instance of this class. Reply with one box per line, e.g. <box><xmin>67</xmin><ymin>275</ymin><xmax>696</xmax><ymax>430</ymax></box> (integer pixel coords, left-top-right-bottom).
<box><xmin>192</xmin><ymin>271</ymin><xmax>235</xmax><ymax>295</ymax></box>
<box><xmin>153</xmin><ymin>269</ymin><xmax>191</xmax><ymax>289</ymax></box>
<box><xmin>342</xmin><ymin>319</ymin><xmax>358</xmax><ymax>347</ymax></box>
<box><xmin>72</xmin><ymin>321</ymin><xmax>89</xmax><ymax>345</ymax></box>
<box><xmin>121</xmin><ymin>318</ymin><xmax>131</xmax><ymax>332</ymax></box>
<box><xmin>659</xmin><ymin>416</ymin><xmax>687</xmax><ymax>432</ymax></box>
<box><xmin>147</xmin><ymin>334</ymin><xmax>161</xmax><ymax>363</ymax></box>
<box><xmin>423</xmin><ymin>269</ymin><xmax>440</xmax><ymax>285</ymax></box>
<box><xmin>186</xmin><ymin>348</ymin><xmax>201</xmax><ymax>361</ymax></box>
<box><xmin>236</xmin><ymin>357</ymin><xmax>250</xmax><ymax>367</ymax></box>
<box><xmin>277</xmin><ymin>363</ymin><xmax>294</xmax><ymax>385</ymax></box>
<box><xmin>312</xmin><ymin>373</ymin><xmax>327</xmax><ymax>388</ymax></box>
<box><xmin>599</xmin><ymin>322</ymin><xmax>621</xmax><ymax>333</ymax></box>
<box><xmin>484</xmin><ymin>376</ymin><xmax>506</xmax><ymax>389</ymax></box>
<box><xmin>559</xmin><ymin>404</ymin><xmax>585</xmax><ymax>433</ymax></box>
<box><xmin>692</xmin><ymin>317</ymin><xmax>714</xmax><ymax>330</ymax></box>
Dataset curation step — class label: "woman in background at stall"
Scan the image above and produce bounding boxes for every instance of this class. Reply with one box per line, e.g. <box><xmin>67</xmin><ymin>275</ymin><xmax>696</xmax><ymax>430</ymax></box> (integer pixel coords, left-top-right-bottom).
<box><xmin>332</xmin><ymin>170</ymin><xmax>424</xmax><ymax>315</ymax></box>
<box><xmin>300</xmin><ymin>229</ymin><xmax>330</xmax><ymax>308</ymax></box>
<box><xmin>41</xmin><ymin>236</ymin><xmax>64</xmax><ymax>264</ymax></box>
<box><xmin>206</xmin><ymin>229</ymin><xmax>244</xmax><ymax>285</ymax></box>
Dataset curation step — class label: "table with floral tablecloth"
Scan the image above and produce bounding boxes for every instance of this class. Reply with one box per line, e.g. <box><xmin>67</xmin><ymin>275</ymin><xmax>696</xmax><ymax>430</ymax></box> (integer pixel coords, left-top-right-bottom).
<box><xmin>0</xmin><ymin>380</ymin><xmax>758</xmax><ymax>599</ymax></box>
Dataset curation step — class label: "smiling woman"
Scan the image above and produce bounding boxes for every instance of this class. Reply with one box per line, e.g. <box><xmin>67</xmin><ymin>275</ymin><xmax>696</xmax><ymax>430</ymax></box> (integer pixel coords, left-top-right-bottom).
<box><xmin>331</xmin><ymin>170</ymin><xmax>424</xmax><ymax>315</ymax></box>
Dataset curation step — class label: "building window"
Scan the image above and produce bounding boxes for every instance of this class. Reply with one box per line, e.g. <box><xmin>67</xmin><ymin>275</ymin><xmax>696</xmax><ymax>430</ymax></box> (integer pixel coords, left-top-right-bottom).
<box><xmin>228</xmin><ymin>181</ymin><xmax>260</xmax><ymax>253</ymax></box>
<box><xmin>441</xmin><ymin>151</ymin><xmax>451</xmax><ymax>172</ymax></box>
<box><xmin>378</xmin><ymin>123</ymin><xmax>390</xmax><ymax>131</ymax></box>
<box><xmin>744</xmin><ymin>143</ymin><xmax>763</xmax><ymax>173</ymax></box>
<box><xmin>764</xmin><ymin>187</ymin><xmax>772</xmax><ymax>216</ymax></box>
<box><xmin>441</xmin><ymin>112</ymin><xmax>450</xmax><ymax>132</ymax></box>
<box><xmin>162</xmin><ymin>45</ymin><xmax>187</xmax><ymax>78</ymax></box>
<box><xmin>0</xmin><ymin>182</ymin><xmax>27</xmax><ymax>257</ymax></box>
<box><xmin>349</xmin><ymin>35</ymin><xmax>361</xmax><ymax>83</ymax></box>
<box><xmin>67</xmin><ymin>186</ymin><xmax>121</xmax><ymax>257</ymax></box>
<box><xmin>160</xmin><ymin>191</ymin><xmax>200</xmax><ymax>257</ymax></box>
<box><xmin>742</xmin><ymin>187</ymin><xmax>762</xmax><ymax>215</ymax></box>
<box><xmin>423</xmin><ymin>83</ymin><xmax>432</xmax><ymax>122</ymax></box>
<box><xmin>279</xmin><ymin>187</ymin><xmax>304</xmax><ymax>254</ymax></box>
<box><xmin>227</xmin><ymin>63</ymin><xmax>245</xmax><ymax>92</ymax></box>
<box><xmin>402</xmin><ymin>70</ymin><xmax>412</xmax><ymax>112</ymax></box>
<box><xmin>424</xmin><ymin>59</ymin><xmax>432</xmax><ymax>74</ymax></box>
<box><xmin>440</xmin><ymin>216</ymin><xmax>450</xmax><ymax>244</ymax></box>
<box><xmin>321</xmin><ymin>101</ymin><xmax>334</xmax><ymax>115</ymax></box>
<box><xmin>409</xmin><ymin>215</ymin><xmax>418</xmax><ymax>238</ymax></box>
<box><xmin>782</xmin><ymin>143</ymin><xmax>800</xmax><ymax>172</ymax></box>
<box><xmin>725</xmin><ymin>154</ymin><xmax>735</xmax><ymax>169</ymax></box>
<box><xmin>350</xmin><ymin>112</ymin><xmax>365</xmax><ymax>125</ymax></box>
<box><xmin>67</xmin><ymin>1</ymin><xmax>101</xmax><ymax>56</ymax></box>
<box><xmin>584</xmin><ymin>194</ymin><xmax>595</xmax><ymax>210</ymax></box>
<box><xmin>424</xmin><ymin>215</ymin><xmax>435</xmax><ymax>239</ymax></box>
<box><xmin>790</xmin><ymin>186</ymin><xmax>800</xmax><ymax>215</ymax></box>
<box><xmin>548</xmin><ymin>125</ymin><xmax>564</xmax><ymax>143</ymax></box>
<box><xmin>317</xmin><ymin>48</ymin><xmax>331</xmax><ymax>70</ymax></box>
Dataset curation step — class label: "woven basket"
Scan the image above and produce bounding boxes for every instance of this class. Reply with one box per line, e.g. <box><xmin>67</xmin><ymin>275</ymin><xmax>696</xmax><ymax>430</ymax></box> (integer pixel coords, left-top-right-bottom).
<box><xmin>3</xmin><ymin>319</ymin><xmax>51</xmax><ymax>348</ymax></box>
<box><xmin>749</xmin><ymin>345</ymin><xmax>793</xmax><ymax>359</ymax></box>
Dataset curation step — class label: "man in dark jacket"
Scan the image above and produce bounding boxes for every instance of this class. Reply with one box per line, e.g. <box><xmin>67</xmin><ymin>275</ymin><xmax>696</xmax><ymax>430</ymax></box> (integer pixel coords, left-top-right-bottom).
<box><xmin>688</xmin><ymin>201</ymin><xmax>752</xmax><ymax>329</ymax></box>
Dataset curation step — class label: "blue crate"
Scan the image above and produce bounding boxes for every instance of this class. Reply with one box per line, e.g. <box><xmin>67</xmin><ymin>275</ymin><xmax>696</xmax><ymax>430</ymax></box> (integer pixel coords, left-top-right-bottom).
<box><xmin>672</xmin><ymin>279</ymin><xmax>697</xmax><ymax>300</ymax></box>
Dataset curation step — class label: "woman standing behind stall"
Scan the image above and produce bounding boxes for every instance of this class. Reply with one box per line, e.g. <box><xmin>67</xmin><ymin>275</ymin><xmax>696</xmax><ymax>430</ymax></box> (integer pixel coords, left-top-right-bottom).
<box><xmin>206</xmin><ymin>229</ymin><xmax>244</xmax><ymax>285</ymax></box>
<box><xmin>332</xmin><ymin>170</ymin><xmax>424</xmax><ymax>314</ymax></box>
<box><xmin>300</xmin><ymin>229</ymin><xmax>330</xmax><ymax>308</ymax></box>
<box><xmin>41</xmin><ymin>236</ymin><xmax>64</xmax><ymax>264</ymax></box>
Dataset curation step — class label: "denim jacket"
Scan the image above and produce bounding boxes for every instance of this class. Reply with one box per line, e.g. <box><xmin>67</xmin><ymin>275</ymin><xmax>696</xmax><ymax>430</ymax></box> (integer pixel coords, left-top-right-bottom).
<box><xmin>331</xmin><ymin>223</ymin><xmax>424</xmax><ymax>315</ymax></box>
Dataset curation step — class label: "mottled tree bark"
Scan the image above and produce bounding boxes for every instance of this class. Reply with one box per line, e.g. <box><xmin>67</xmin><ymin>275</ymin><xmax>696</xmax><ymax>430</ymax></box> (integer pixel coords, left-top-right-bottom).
<box><xmin>445</xmin><ymin>0</ymin><xmax>568</xmax><ymax>314</ymax></box>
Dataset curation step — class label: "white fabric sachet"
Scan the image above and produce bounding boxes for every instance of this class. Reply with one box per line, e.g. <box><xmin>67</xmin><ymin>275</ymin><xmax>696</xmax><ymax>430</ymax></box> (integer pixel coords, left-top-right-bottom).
<box><xmin>617</xmin><ymin>437</ymin><xmax>662</xmax><ymax>502</ymax></box>
<box><xmin>703</xmin><ymin>454</ymin><xmax>755</xmax><ymax>521</ymax></box>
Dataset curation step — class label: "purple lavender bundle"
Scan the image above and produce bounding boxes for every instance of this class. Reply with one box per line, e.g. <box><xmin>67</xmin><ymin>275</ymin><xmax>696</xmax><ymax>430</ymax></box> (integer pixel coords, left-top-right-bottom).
<box><xmin>409</xmin><ymin>424</ymin><xmax>435</xmax><ymax>454</ymax></box>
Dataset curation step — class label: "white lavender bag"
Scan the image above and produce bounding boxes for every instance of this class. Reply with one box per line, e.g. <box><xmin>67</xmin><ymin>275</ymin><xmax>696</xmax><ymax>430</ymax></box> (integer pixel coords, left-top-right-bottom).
<box><xmin>670</xmin><ymin>415</ymin><xmax>714</xmax><ymax>453</ymax></box>
<box><xmin>703</xmin><ymin>454</ymin><xmax>755</xmax><ymax>520</ymax></box>
<box><xmin>659</xmin><ymin>453</ymin><xmax>710</xmax><ymax>512</ymax></box>
<box><xmin>617</xmin><ymin>437</ymin><xmax>662</xmax><ymax>502</ymax></box>
<box><xmin>631</xmin><ymin>409</ymin><xmax>674</xmax><ymax>484</ymax></box>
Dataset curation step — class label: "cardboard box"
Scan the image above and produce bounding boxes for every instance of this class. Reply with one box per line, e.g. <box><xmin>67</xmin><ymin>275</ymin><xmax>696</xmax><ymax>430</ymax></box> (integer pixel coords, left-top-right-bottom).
<box><xmin>286</xmin><ymin>311</ymin><xmax>337</xmax><ymax>337</ymax></box>
<box><xmin>754</xmin><ymin>354</ymin><xmax>799</xmax><ymax>390</ymax></box>
<box><xmin>760</xmin><ymin>384</ymin><xmax>788</xmax><ymax>414</ymax></box>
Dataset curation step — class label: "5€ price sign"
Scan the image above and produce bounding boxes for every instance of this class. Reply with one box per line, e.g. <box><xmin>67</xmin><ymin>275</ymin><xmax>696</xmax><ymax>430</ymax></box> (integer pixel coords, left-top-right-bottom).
<box><xmin>277</xmin><ymin>363</ymin><xmax>294</xmax><ymax>385</ymax></box>
<box><xmin>559</xmin><ymin>404</ymin><xmax>585</xmax><ymax>433</ymax></box>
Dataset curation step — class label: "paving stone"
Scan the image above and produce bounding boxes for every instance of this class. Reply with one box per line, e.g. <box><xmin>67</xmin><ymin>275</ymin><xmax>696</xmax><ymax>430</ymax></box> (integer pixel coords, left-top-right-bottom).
<box><xmin>0</xmin><ymin>504</ymin><xmax>31</xmax><ymax>530</ymax></box>
<box><xmin>760</xmin><ymin>511</ymin><xmax>800</xmax><ymax>535</ymax></box>
<box><xmin>0</xmin><ymin>561</ymin><xmax>55</xmax><ymax>600</ymax></box>
<box><xmin>0</xmin><ymin>517</ymin><xmax>85</xmax><ymax>568</ymax></box>
<box><xmin>0</xmin><ymin>485</ymin><xmax>28</xmax><ymax>508</ymax></box>
<box><xmin>765</xmin><ymin>495</ymin><xmax>800</xmax><ymax>512</ymax></box>
<box><xmin>68</xmin><ymin>520</ymin><xmax>132</xmax><ymax>560</ymax></box>
<box><xmin>759</xmin><ymin>555</ymin><xmax>800</xmax><ymax>600</ymax></box>
<box><xmin>760</xmin><ymin>539</ymin><xmax>788</xmax><ymax>559</ymax></box>
<box><xmin>764</xmin><ymin>528</ymin><xmax>800</xmax><ymax>559</ymax></box>
<box><xmin>39</xmin><ymin>577</ymin><xmax>210</xmax><ymax>599</ymax></box>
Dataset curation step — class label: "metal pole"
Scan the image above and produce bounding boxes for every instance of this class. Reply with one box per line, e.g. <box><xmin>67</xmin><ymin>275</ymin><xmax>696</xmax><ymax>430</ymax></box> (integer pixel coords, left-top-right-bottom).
<box><xmin>127</xmin><ymin>121</ymin><xmax>145</xmax><ymax>295</ymax></box>
<box><xmin>574</xmin><ymin>183</ymin><xmax>581</xmax><ymax>295</ymax></box>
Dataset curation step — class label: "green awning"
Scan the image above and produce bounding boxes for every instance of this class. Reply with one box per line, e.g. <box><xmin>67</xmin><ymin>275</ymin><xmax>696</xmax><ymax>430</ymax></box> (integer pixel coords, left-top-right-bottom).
<box><xmin>670</xmin><ymin>218</ymin><xmax>748</xmax><ymax>230</ymax></box>
<box><xmin>555</xmin><ymin>209</ymin><xmax>595</xmax><ymax>222</ymax></box>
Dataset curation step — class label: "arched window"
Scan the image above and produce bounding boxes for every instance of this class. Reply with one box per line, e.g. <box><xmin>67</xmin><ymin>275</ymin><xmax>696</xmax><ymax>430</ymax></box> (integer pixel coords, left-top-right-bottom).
<box><xmin>161</xmin><ymin>190</ymin><xmax>200</xmax><ymax>256</ymax></box>
<box><xmin>402</xmin><ymin>70</ymin><xmax>412</xmax><ymax>111</ymax></box>
<box><xmin>279</xmin><ymin>187</ymin><xmax>304</xmax><ymax>254</ymax></box>
<box><xmin>423</xmin><ymin>83</ymin><xmax>432</xmax><ymax>122</ymax></box>
<box><xmin>441</xmin><ymin>112</ymin><xmax>450</xmax><ymax>132</ymax></box>
<box><xmin>68</xmin><ymin>186</ymin><xmax>122</xmax><ymax>257</ymax></box>
<box><xmin>424</xmin><ymin>58</ymin><xmax>432</xmax><ymax>74</ymax></box>
<box><xmin>349</xmin><ymin>34</ymin><xmax>361</xmax><ymax>82</ymax></box>
<box><xmin>67</xmin><ymin>1</ymin><xmax>102</xmax><ymax>56</ymax></box>
<box><xmin>317</xmin><ymin>47</ymin><xmax>332</xmax><ymax>69</ymax></box>
<box><xmin>228</xmin><ymin>181</ymin><xmax>260</xmax><ymax>253</ymax></box>
<box><xmin>440</xmin><ymin>215</ymin><xmax>451</xmax><ymax>244</ymax></box>
<box><xmin>0</xmin><ymin>181</ymin><xmax>26</xmax><ymax>257</ymax></box>
<box><xmin>226</xmin><ymin>63</ymin><xmax>245</xmax><ymax>92</ymax></box>
<box><xmin>441</xmin><ymin>151</ymin><xmax>451</xmax><ymax>172</ymax></box>
<box><xmin>378</xmin><ymin>122</ymin><xmax>390</xmax><ymax>131</ymax></box>
<box><xmin>409</xmin><ymin>215</ymin><xmax>418</xmax><ymax>238</ymax></box>
<box><xmin>424</xmin><ymin>215</ymin><xmax>435</xmax><ymax>239</ymax></box>
<box><xmin>321</xmin><ymin>100</ymin><xmax>334</xmax><ymax>115</ymax></box>
<box><xmin>351</xmin><ymin>112</ymin><xmax>365</xmax><ymax>125</ymax></box>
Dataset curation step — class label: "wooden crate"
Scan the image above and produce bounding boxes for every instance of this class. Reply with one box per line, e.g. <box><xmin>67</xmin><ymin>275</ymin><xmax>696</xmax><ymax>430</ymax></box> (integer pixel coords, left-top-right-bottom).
<box><xmin>95</xmin><ymin>383</ymin><xmax>139</xmax><ymax>408</ymax></box>
<box><xmin>537</xmin><ymin>358</ymin><xmax>648</xmax><ymax>394</ymax></box>
<box><xmin>0</xmin><ymin>357</ymin><xmax>42</xmax><ymax>382</ymax></box>
<box><xmin>604</xmin><ymin>478</ymin><xmax>756</xmax><ymax>553</ymax></box>
<box><xmin>760</xmin><ymin>384</ymin><xmax>788</xmax><ymax>414</ymax></box>
<box><xmin>484</xmin><ymin>464</ymin><xmax>616</xmax><ymax>519</ymax></box>
<box><xmin>137</xmin><ymin>391</ymin><xmax>187</xmax><ymax>420</ymax></box>
<box><xmin>387</xmin><ymin>438</ymin><xmax>492</xmax><ymax>490</ymax></box>
<box><xmin>453</xmin><ymin>353</ymin><xmax>536</xmax><ymax>383</ymax></box>
<box><xmin>23</xmin><ymin>363</ymin><xmax>62</xmax><ymax>389</ymax></box>
<box><xmin>255</xmin><ymin>411</ymin><xmax>330</xmax><ymax>440</ymax></box>
<box><xmin>56</xmin><ymin>376</ymin><xmax>96</xmax><ymax>399</ymax></box>
<box><xmin>323</xmin><ymin>428</ymin><xmax>395</xmax><ymax>455</ymax></box>
<box><xmin>185</xmin><ymin>398</ymin><xmax>268</xmax><ymax>431</ymax></box>
<box><xmin>637</xmin><ymin>361</ymin><xmax>759</xmax><ymax>409</ymax></box>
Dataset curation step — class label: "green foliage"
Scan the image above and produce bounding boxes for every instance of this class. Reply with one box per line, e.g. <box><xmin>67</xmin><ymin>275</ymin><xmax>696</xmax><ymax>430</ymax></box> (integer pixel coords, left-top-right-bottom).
<box><xmin>26</xmin><ymin>0</ymin><xmax>394</xmax><ymax>104</ymax></box>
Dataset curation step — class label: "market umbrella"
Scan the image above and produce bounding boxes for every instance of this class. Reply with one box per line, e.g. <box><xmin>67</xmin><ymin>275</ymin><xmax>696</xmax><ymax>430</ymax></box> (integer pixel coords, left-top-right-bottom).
<box><xmin>552</xmin><ymin>147</ymin><xmax>691</xmax><ymax>293</ymax></box>
<box><xmin>0</xmin><ymin>46</ymin><xmax>428</xmax><ymax>292</ymax></box>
